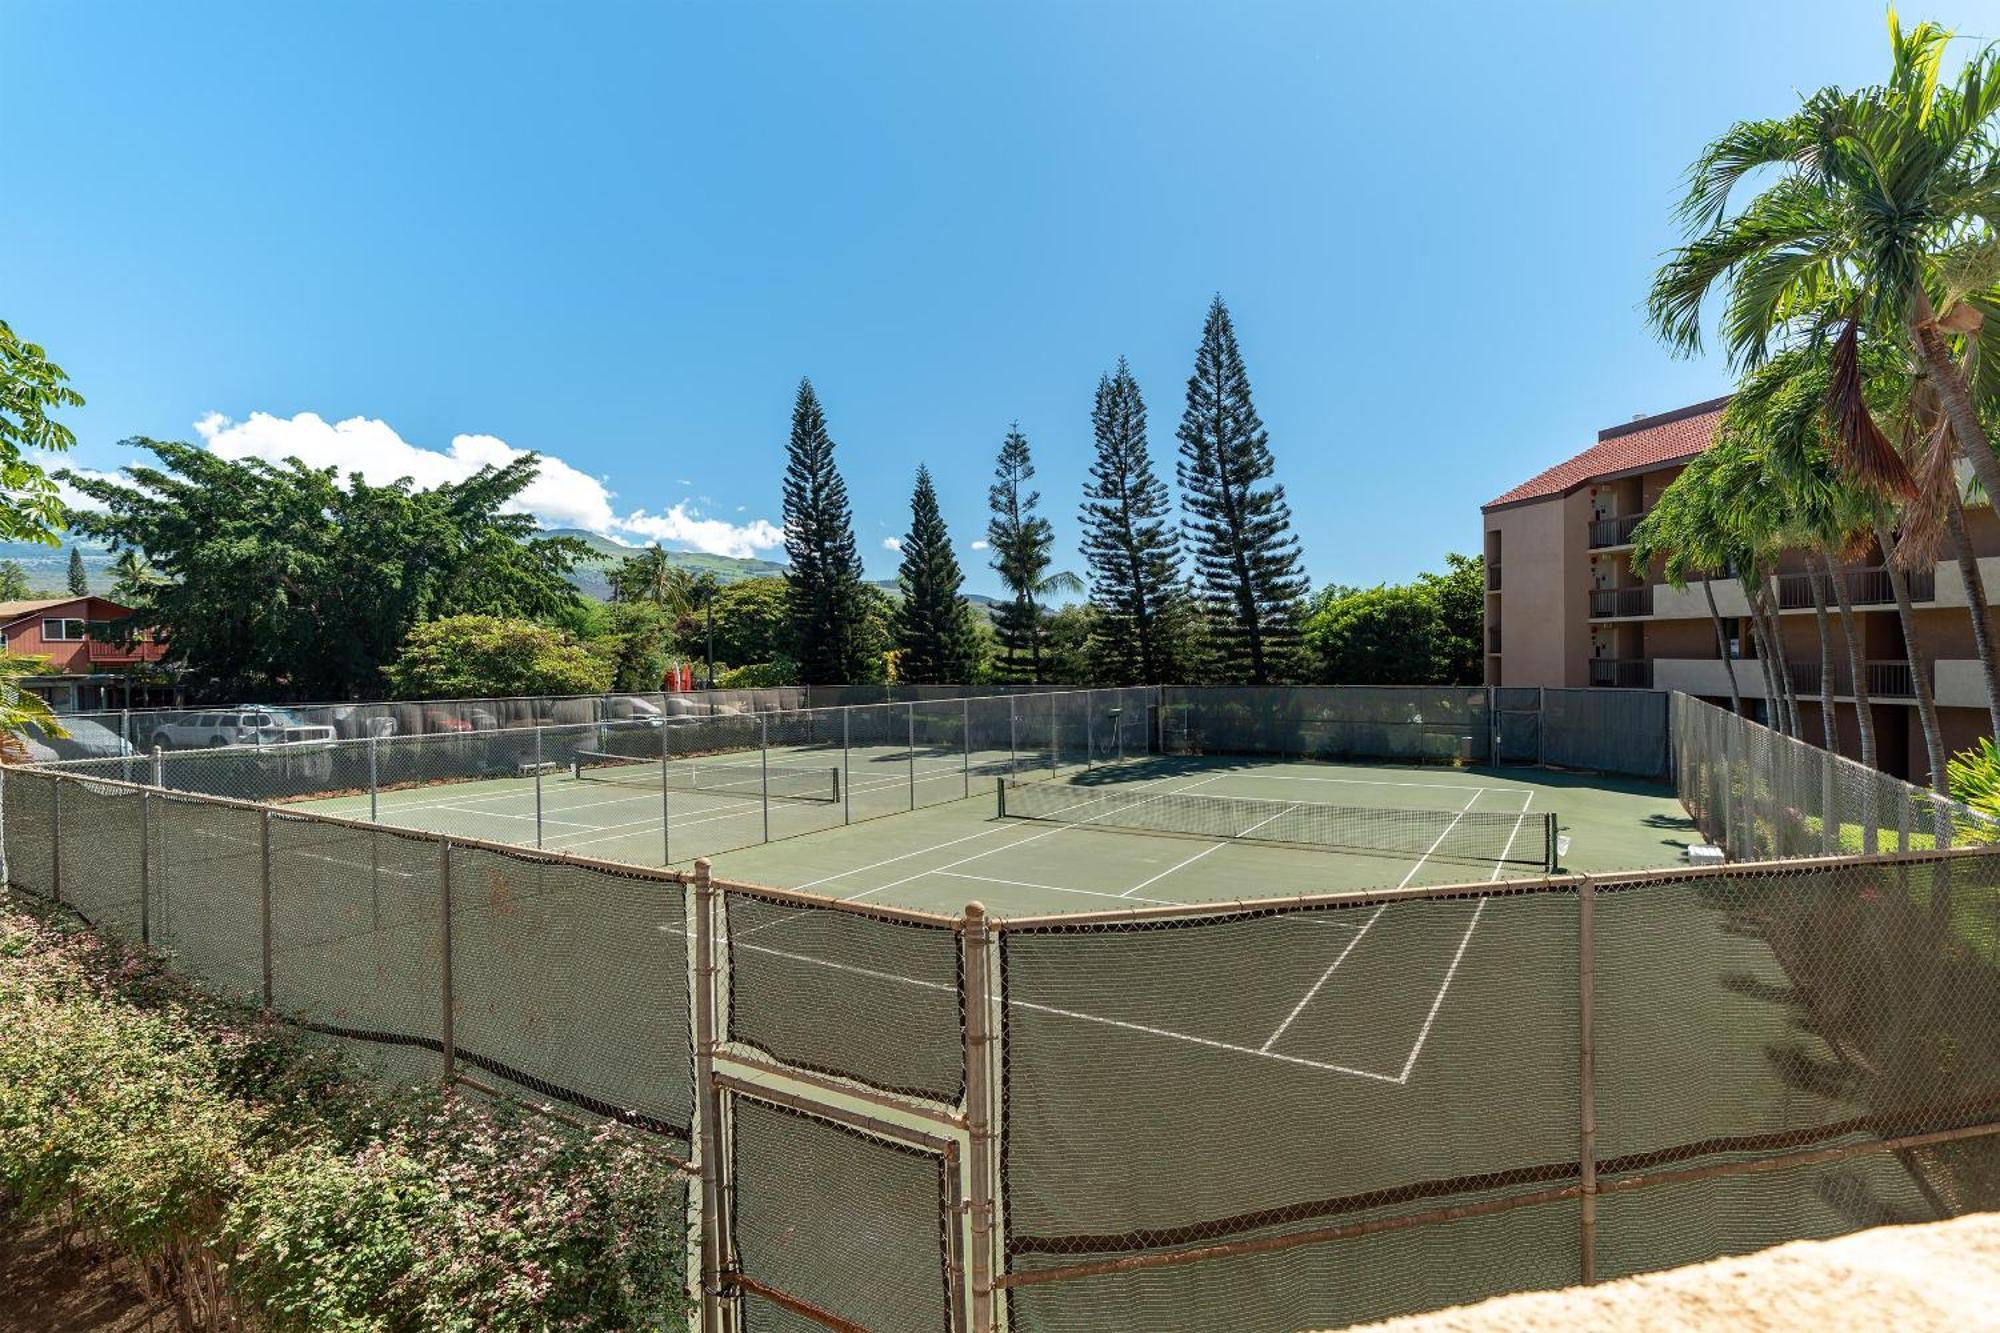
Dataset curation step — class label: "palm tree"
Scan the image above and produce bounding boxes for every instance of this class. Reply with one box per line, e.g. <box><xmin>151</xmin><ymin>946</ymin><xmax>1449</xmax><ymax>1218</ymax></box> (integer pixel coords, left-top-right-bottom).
<box><xmin>1632</xmin><ymin>454</ymin><xmax>1744</xmax><ymax>717</ymax></box>
<box><xmin>609</xmin><ymin>546</ymin><xmax>698</xmax><ymax>618</ymax></box>
<box><xmin>0</xmin><ymin>652</ymin><xmax>67</xmax><ymax>760</ymax></box>
<box><xmin>1649</xmin><ymin>16</ymin><xmax>2000</xmax><ymax>529</ymax></box>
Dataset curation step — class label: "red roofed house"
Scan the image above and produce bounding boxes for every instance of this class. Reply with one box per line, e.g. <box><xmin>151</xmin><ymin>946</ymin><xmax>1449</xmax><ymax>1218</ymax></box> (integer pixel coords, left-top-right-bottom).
<box><xmin>0</xmin><ymin>595</ymin><xmax>171</xmax><ymax>712</ymax></box>
<box><xmin>1483</xmin><ymin>397</ymin><xmax>1998</xmax><ymax>781</ymax></box>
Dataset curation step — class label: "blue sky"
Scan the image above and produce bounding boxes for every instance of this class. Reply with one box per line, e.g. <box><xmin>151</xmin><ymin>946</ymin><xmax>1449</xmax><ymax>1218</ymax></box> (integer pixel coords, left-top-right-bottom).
<box><xmin>2</xmin><ymin>2</ymin><xmax>1969</xmax><ymax>595</ymax></box>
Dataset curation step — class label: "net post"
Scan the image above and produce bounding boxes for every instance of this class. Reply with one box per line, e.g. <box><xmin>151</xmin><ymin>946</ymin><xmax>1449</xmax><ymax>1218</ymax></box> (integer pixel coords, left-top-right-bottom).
<box><xmin>534</xmin><ymin>725</ymin><xmax>545</xmax><ymax>849</ymax></box>
<box><xmin>1545</xmin><ymin>812</ymin><xmax>1558</xmax><ymax>873</ymax></box>
<box><xmin>760</xmin><ymin>713</ymin><xmax>772</xmax><ymax>843</ymax></box>
<box><xmin>439</xmin><ymin>837</ymin><xmax>455</xmax><ymax>1082</ymax></box>
<box><xmin>367</xmin><ymin>733</ymin><xmax>379</xmax><ymax>823</ymax></box>
<box><xmin>908</xmin><ymin>702</ymin><xmax>917</xmax><ymax>810</ymax></box>
<box><xmin>961</xmin><ymin>901</ymin><xmax>999</xmax><ymax>1333</ymax></box>
<box><xmin>842</xmin><ymin>707</ymin><xmax>852</xmax><ymax>826</ymax></box>
<box><xmin>1578</xmin><ymin>874</ymin><xmax>1597</xmax><ymax>1285</ymax></box>
<box><xmin>996</xmin><ymin>776</ymin><xmax>1008</xmax><ymax>819</ymax></box>
<box><xmin>692</xmin><ymin>860</ymin><xmax>731</xmax><ymax>1333</ymax></box>
<box><xmin>963</xmin><ymin>696</ymin><xmax>971</xmax><ymax>799</ymax></box>
<box><xmin>259</xmin><ymin>807</ymin><xmax>274</xmax><ymax>1009</ymax></box>
<box><xmin>138</xmin><ymin>788</ymin><xmax>151</xmax><ymax>947</ymax></box>
<box><xmin>49</xmin><ymin>778</ymin><xmax>61</xmax><ymax>905</ymax></box>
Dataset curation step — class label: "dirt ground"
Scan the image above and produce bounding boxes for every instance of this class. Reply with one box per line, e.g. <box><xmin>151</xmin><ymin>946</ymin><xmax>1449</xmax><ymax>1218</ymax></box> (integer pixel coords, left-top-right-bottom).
<box><xmin>0</xmin><ymin>1211</ymin><xmax>155</xmax><ymax>1333</ymax></box>
<box><xmin>1350</xmin><ymin>1212</ymin><xmax>2000</xmax><ymax>1333</ymax></box>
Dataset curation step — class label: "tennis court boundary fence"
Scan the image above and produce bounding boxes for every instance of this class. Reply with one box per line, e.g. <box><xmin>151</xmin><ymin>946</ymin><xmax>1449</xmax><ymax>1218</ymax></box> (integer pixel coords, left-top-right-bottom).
<box><xmin>6</xmin><ymin>689</ymin><xmax>2000</xmax><ymax>1330</ymax></box>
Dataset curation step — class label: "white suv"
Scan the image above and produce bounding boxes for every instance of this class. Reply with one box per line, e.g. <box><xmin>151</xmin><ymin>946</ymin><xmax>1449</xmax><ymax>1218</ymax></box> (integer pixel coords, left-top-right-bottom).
<box><xmin>149</xmin><ymin>707</ymin><xmax>338</xmax><ymax>750</ymax></box>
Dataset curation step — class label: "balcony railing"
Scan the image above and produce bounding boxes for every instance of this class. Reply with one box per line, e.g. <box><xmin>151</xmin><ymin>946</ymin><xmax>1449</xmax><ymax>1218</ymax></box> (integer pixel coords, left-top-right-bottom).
<box><xmin>85</xmin><ymin>638</ymin><xmax>168</xmax><ymax>667</ymax></box>
<box><xmin>1588</xmin><ymin>658</ymin><xmax>1652</xmax><ymax>688</ymax></box>
<box><xmin>1588</xmin><ymin>586</ymin><xmax>1652</xmax><ymax>618</ymax></box>
<box><xmin>1774</xmin><ymin>566</ymin><xmax>1935</xmax><ymax>611</ymax></box>
<box><xmin>1587</xmin><ymin>511</ymin><xmax>1648</xmax><ymax>549</ymax></box>
<box><xmin>1780</xmin><ymin>658</ymin><xmax>1926</xmax><ymax>699</ymax></box>
<box><xmin>1487</xmin><ymin>564</ymin><xmax>1502</xmax><ymax>592</ymax></box>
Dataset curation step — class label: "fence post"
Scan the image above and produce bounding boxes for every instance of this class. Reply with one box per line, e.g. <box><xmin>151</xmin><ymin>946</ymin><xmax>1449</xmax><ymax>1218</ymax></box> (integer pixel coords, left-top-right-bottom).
<box><xmin>761</xmin><ymin>714</ymin><xmax>772</xmax><ymax>843</ymax></box>
<box><xmin>1535</xmin><ymin>686</ymin><xmax>1545</xmax><ymax>767</ymax></box>
<box><xmin>963</xmin><ymin>696</ymin><xmax>971</xmax><ymax>799</ymax></box>
<box><xmin>439</xmin><ymin>838</ymin><xmax>455</xmax><ymax>1082</ymax></box>
<box><xmin>49</xmin><ymin>779</ymin><xmax>61</xmax><ymax>905</ymax></box>
<box><xmin>1008</xmin><ymin>701</ymin><xmax>1017</xmax><ymax>775</ymax></box>
<box><xmin>692</xmin><ymin>860</ymin><xmax>730</xmax><ymax>1333</ymax></box>
<box><xmin>368</xmin><ymin>732</ymin><xmax>380</xmax><ymax>823</ymax></box>
<box><xmin>962</xmin><ymin>901</ymin><xmax>999</xmax><ymax>1333</ymax></box>
<box><xmin>1048</xmin><ymin>692</ymin><xmax>1057</xmax><ymax>775</ymax></box>
<box><xmin>842</xmin><ymin>707</ymin><xmax>852</xmax><ymax>826</ymax></box>
<box><xmin>259</xmin><ymin>807</ymin><xmax>274</xmax><ymax>1009</ymax></box>
<box><xmin>151</xmin><ymin>744</ymin><xmax>164</xmax><ymax>790</ymax></box>
<box><xmin>1578</xmin><ymin>875</ymin><xmax>1597</xmax><ymax>1285</ymax></box>
<box><xmin>121</xmin><ymin>707</ymin><xmax>131</xmax><ymax>754</ymax></box>
<box><xmin>908</xmin><ymin>703</ymin><xmax>917</xmax><ymax>811</ymax></box>
<box><xmin>661</xmin><ymin>727</ymin><xmax>674</xmax><ymax>866</ymax></box>
<box><xmin>534</xmin><ymin>725</ymin><xmax>545</xmax><ymax>849</ymax></box>
<box><xmin>138</xmin><ymin>789</ymin><xmax>151</xmax><ymax>946</ymax></box>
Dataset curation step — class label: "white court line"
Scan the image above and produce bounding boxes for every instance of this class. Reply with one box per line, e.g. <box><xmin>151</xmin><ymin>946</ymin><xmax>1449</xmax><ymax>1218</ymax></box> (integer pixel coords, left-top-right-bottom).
<box><xmin>837</xmin><ymin>773</ymin><xmax>1230</xmax><ymax>904</ymax></box>
<box><xmin>1117</xmin><ymin>802</ymin><xmax>1298</xmax><ymax>898</ymax></box>
<box><xmin>734</xmin><ymin>931</ymin><xmax>1399</xmax><ymax>1083</ymax></box>
<box><xmin>1221</xmin><ymin>772</ymin><xmax>1502</xmax><ymax>793</ymax></box>
<box><xmin>1256</xmin><ymin>787</ymin><xmax>1484</xmax><ymax>1056</ymax></box>
<box><xmin>1391</xmin><ymin>792</ymin><xmax>1533</xmax><ymax>1081</ymax></box>
<box><xmin>786</xmin><ymin>769</ymin><xmax>1219</xmax><ymax>893</ymax></box>
<box><xmin>938</xmin><ymin>870</ymin><xmax>1178</xmax><ymax>906</ymax></box>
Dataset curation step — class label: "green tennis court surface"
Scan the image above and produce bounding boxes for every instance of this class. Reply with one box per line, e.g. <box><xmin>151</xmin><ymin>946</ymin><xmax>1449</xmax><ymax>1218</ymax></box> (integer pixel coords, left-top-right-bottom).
<box><xmin>294</xmin><ymin>752</ymin><xmax>1697</xmax><ymax>915</ymax></box>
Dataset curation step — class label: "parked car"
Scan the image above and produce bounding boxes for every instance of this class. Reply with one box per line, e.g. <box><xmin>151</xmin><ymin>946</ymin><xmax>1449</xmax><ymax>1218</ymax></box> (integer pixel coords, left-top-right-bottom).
<box><xmin>148</xmin><ymin>706</ymin><xmax>338</xmax><ymax>750</ymax></box>
<box><xmin>18</xmin><ymin>717</ymin><xmax>137</xmax><ymax>764</ymax></box>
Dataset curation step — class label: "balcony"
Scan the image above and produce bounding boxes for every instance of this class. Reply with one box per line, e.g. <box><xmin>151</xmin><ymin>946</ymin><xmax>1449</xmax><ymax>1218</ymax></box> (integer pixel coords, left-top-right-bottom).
<box><xmin>85</xmin><ymin>637</ymin><xmax>168</xmax><ymax>667</ymax></box>
<box><xmin>1487</xmin><ymin>564</ymin><xmax>1502</xmax><ymax>592</ymax></box>
<box><xmin>1774</xmin><ymin>566</ymin><xmax>1935</xmax><ymax>611</ymax></box>
<box><xmin>1588</xmin><ymin>658</ymin><xmax>1652</xmax><ymax>688</ymax></box>
<box><xmin>1588</xmin><ymin>586</ymin><xmax>1652</xmax><ymax>619</ymax></box>
<box><xmin>1587</xmin><ymin>511</ymin><xmax>1648</xmax><ymax>549</ymax></box>
<box><xmin>1487</xmin><ymin>627</ymin><xmax>1502</xmax><ymax>655</ymax></box>
<box><xmin>1782</xmin><ymin>658</ymin><xmax>1925</xmax><ymax>700</ymax></box>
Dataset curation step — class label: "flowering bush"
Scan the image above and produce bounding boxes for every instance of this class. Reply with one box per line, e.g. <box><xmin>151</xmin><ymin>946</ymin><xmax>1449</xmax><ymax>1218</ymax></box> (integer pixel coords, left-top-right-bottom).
<box><xmin>0</xmin><ymin>894</ymin><xmax>690</xmax><ymax>1331</ymax></box>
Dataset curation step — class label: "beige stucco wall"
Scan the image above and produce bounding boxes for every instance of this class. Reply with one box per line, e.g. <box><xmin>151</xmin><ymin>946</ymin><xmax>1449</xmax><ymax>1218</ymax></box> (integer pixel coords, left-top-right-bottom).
<box><xmin>1483</xmin><ymin>491</ymin><xmax>1590</xmax><ymax>687</ymax></box>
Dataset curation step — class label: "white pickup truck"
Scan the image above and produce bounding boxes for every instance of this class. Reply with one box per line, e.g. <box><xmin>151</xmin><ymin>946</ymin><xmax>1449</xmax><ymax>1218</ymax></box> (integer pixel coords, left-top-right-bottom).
<box><xmin>147</xmin><ymin>706</ymin><xmax>338</xmax><ymax>750</ymax></box>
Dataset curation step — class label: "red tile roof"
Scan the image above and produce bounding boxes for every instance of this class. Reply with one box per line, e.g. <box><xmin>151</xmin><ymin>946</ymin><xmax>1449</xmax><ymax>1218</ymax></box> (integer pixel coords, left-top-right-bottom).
<box><xmin>1483</xmin><ymin>396</ymin><xmax>1729</xmax><ymax>511</ymax></box>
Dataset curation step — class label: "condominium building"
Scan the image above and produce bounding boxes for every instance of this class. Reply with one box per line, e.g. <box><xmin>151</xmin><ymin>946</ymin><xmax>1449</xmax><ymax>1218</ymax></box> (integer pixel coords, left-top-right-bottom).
<box><xmin>1481</xmin><ymin>397</ymin><xmax>1998</xmax><ymax>781</ymax></box>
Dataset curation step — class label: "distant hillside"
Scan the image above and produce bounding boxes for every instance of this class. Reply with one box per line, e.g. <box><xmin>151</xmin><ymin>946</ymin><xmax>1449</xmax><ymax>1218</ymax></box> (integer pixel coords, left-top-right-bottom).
<box><xmin>541</xmin><ymin>527</ymin><xmax>787</xmax><ymax>601</ymax></box>
<box><xmin>0</xmin><ymin>533</ymin><xmax>118</xmax><ymax>597</ymax></box>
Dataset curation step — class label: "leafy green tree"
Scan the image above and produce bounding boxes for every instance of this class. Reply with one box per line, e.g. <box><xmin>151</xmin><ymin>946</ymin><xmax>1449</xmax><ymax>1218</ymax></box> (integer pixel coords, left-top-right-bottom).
<box><xmin>383</xmin><ymin>614</ymin><xmax>611</xmax><ymax>698</ymax></box>
<box><xmin>987</xmin><ymin>424</ymin><xmax>1080</xmax><ymax>682</ymax></box>
<box><xmin>109</xmin><ymin>549</ymin><xmax>166</xmax><ymax>603</ymax></box>
<box><xmin>591</xmin><ymin>601</ymin><xmax>678</xmax><ymax>693</ymax></box>
<box><xmin>0</xmin><ymin>318</ymin><xmax>83</xmax><ymax>546</ymax></box>
<box><xmin>1040</xmin><ymin>603</ymin><xmax>1098</xmax><ymax>685</ymax></box>
<box><xmin>1305</xmin><ymin>584</ymin><xmax>1444</xmax><ymax>684</ymax></box>
<box><xmin>61</xmin><ymin>440</ymin><xmax>585</xmax><ymax>697</ymax></box>
<box><xmin>607</xmin><ymin>545</ymin><xmax>697</xmax><ymax>616</ymax></box>
<box><xmin>1417</xmin><ymin>554</ymin><xmax>1485</xmax><ymax>686</ymax></box>
<box><xmin>0</xmin><ymin>561</ymin><xmax>29</xmax><ymax>602</ymax></box>
<box><xmin>65</xmin><ymin>546</ymin><xmax>87</xmax><ymax>597</ymax></box>
<box><xmin>892</xmin><ymin>467</ymin><xmax>980</xmax><ymax>683</ymax></box>
<box><xmin>1081</xmin><ymin>358</ymin><xmax>1190</xmax><ymax>684</ymax></box>
<box><xmin>780</xmin><ymin>380</ymin><xmax>872</xmax><ymax>683</ymax></box>
<box><xmin>1176</xmin><ymin>297</ymin><xmax>1309</xmax><ymax>684</ymax></box>
<box><xmin>706</xmin><ymin>577</ymin><xmax>790</xmax><ymax>671</ymax></box>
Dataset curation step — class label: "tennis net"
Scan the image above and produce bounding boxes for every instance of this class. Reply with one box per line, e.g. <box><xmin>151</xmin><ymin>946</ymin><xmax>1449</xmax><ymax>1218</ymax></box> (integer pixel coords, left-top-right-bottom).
<box><xmin>997</xmin><ymin>779</ymin><xmax>1556</xmax><ymax>868</ymax></box>
<box><xmin>574</xmin><ymin>751</ymin><xmax>842</xmax><ymax>803</ymax></box>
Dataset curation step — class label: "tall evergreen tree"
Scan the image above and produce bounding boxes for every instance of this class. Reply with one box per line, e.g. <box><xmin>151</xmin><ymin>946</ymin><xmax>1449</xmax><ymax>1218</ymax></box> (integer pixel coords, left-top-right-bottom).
<box><xmin>780</xmin><ymin>379</ymin><xmax>872</xmax><ymax>684</ymax></box>
<box><xmin>987</xmin><ymin>424</ymin><xmax>1077</xmax><ymax>682</ymax></box>
<box><xmin>66</xmin><ymin>545</ymin><xmax>87</xmax><ymax>596</ymax></box>
<box><xmin>1176</xmin><ymin>297</ymin><xmax>1309</xmax><ymax>683</ymax></box>
<box><xmin>1081</xmin><ymin>358</ymin><xmax>1189</xmax><ymax>684</ymax></box>
<box><xmin>892</xmin><ymin>466</ymin><xmax>980</xmax><ymax>684</ymax></box>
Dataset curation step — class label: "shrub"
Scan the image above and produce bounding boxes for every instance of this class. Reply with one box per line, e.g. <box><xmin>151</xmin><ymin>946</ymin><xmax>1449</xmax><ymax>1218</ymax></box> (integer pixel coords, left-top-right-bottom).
<box><xmin>384</xmin><ymin>615</ymin><xmax>613</xmax><ymax>699</ymax></box>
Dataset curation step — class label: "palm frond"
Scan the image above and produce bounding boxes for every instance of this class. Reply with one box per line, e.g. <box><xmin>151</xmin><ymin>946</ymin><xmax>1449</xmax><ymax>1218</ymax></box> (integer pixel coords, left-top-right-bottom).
<box><xmin>1827</xmin><ymin>317</ymin><xmax>1920</xmax><ymax>498</ymax></box>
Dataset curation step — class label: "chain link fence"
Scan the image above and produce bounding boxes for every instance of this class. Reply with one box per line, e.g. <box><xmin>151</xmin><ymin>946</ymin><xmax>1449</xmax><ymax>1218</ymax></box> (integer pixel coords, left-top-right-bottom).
<box><xmin>10</xmin><ymin>690</ymin><xmax>1996</xmax><ymax>1331</ymax></box>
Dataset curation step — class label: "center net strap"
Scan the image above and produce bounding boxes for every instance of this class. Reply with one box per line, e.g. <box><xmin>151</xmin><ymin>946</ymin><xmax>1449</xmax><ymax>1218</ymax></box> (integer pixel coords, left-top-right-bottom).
<box><xmin>573</xmin><ymin>751</ymin><xmax>841</xmax><ymax>803</ymax></box>
<box><xmin>997</xmin><ymin>779</ymin><xmax>1551</xmax><ymax>866</ymax></box>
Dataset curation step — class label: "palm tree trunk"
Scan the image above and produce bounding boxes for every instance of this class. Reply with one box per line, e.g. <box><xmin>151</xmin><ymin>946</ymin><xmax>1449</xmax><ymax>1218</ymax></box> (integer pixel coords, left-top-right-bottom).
<box><xmin>1827</xmin><ymin>558</ymin><xmax>1878</xmax><ymax>853</ymax></box>
<box><xmin>1941</xmin><ymin>497</ymin><xmax>2000</xmax><ymax>738</ymax></box>
<box><xmin>1807</xmin><ymin>552</ymin><xmax>1840</xmax><ymax>854</ymax></box>
<box><xmin>1911</xmin><ymin>296</ymin><xmax>2000</xmax><ymax>530</ymax></box>
<box><xmin>1743</xmin><ymin>580</ymin><xmax>1784</xmax><ymax>732</ymax></box>
<box><xmin>1753</xmin><ymin>582</ymin><xmax>1801</xmax><ymax>736</ymax></box>
<box><xmin>1877</xmin><ymin>517</ymin><xmax>1947</xmax><ymax>788</ymax></box>
<box><xmin>1701</xmin><ymin>577</ymin><xmax>1743</xmax><ymax>715</ymax></box>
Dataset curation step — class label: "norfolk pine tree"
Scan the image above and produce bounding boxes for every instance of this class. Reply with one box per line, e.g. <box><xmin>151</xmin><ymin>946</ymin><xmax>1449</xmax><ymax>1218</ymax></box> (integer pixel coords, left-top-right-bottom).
<box><xmin>892</xmin><ymin>466</ymin><xmax>980</xmax><ymax>683</ymax></box>
<box><xmin>1176</xmin><ymin>297</ymin><xmax>1308</xmax><ymax>683</ymax></box>
<box><xmin>780</xmin><ymin>380</ymin><xmax>873</xmax><ymax>683</ymax></box>
<box><xmin>66</xmin><ymin>546</ymin><xmax>87</xmax><ymax>596</ymax></box>
<box><xmin>1081</xmin><ymin>358</ymin><xmax>1189</xmax><ymax>683</ymax></box>
<box><xmin>987</xmin><ymin>424</ymin><xmax>1077</xmax><ymax>682</ymax></box>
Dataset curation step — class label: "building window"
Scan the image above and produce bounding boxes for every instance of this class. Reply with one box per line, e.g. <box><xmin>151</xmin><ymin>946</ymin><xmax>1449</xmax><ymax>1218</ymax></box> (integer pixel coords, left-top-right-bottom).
<box><xmin>41</xmin><ymin>618</ymin><xmax>87</xmax><ymax>642</ymax></box>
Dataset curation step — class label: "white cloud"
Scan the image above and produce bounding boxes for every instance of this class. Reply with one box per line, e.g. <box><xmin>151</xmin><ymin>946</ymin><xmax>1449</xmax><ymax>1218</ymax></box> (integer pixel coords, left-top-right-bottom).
<box><xmin>39</xmin><ymin>456</ymin><xmax>121</xmax><ymax>514</ymax></box>
<box><xmin>188</xmin><ymin>411</ymin><xmax>785</xmax><ymax>559</ymax></box>
<box><xmin>882</xmin><ymin>537</ymin><xmax>902</xmax><ymax>553</ymax></box>
<box><xmin>969</xmin><ymin>539</ymin><xmax>990</xmax><ymax>551</ymax></box>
